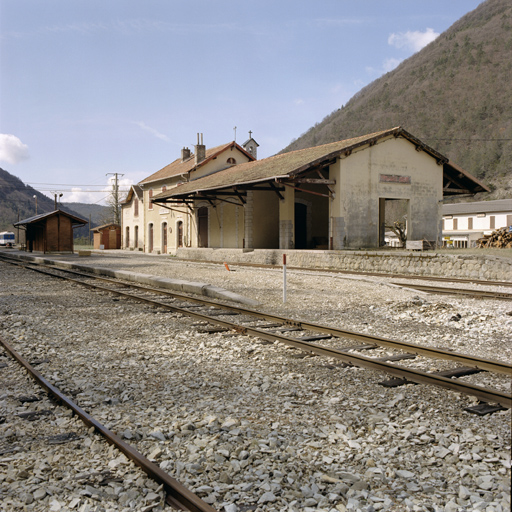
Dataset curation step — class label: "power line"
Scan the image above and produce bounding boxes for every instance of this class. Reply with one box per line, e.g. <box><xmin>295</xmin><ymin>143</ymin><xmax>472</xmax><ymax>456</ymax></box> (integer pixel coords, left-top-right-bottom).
<box><xmin>25</xmin><ymin>182</ymin><xmax>113</xmax><ymax>187</ymax></box>
<box><xmin>32</xmin><ymin>188</ymin><xmax>130</xmax><ymax>193</ymax></box>
<box><xmin>425</xmin><ymin>138</ymin><xmax>512</xmax><ymax>142</ymax></box>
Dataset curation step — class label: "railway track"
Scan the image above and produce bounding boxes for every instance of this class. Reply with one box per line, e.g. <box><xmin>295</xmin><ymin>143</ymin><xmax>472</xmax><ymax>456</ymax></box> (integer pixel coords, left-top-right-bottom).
<box><xmin>0</xmin><ymin>335</ymin><xmax>217</xmax><ymax>512</ymax></box>
<box><xmin>2</xmin><ymin>254</ymin><xmax>510</xmax><ymax>411</ymax></box>
<box><xmin>174</xmin><ymin>257</ymin><xmax>512</xmax><ymax>295</ymax></box>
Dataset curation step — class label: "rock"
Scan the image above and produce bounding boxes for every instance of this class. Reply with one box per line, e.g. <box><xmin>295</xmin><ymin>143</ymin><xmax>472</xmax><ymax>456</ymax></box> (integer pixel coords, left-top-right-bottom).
<box><xmin>258</xmin><ymin>491</ymin><xmax>277</xmax><ymax>503</ymax></box>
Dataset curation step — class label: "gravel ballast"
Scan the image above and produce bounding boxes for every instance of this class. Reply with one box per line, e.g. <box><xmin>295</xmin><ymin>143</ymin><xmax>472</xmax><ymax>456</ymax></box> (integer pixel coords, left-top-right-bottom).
<box><xmin>0</xmin><ymin>252</ymin><xmax>510</xmax><ymax>512</ymax></box>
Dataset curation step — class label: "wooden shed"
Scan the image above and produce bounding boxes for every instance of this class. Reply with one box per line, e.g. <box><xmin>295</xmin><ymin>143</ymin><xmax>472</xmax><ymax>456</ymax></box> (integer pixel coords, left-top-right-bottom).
<box><xmin>14</xmin><ymin>210</ymin><xmax>87</xmax><ymax>254</ymax></box>
<box><xmin>93</xmin><ymin>223</ymin><xmax>121</xmax><ymax>250</ymax></box>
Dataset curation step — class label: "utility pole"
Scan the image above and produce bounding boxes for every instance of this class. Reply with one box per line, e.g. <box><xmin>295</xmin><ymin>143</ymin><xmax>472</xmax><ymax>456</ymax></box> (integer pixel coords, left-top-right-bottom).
<box><xmin>106</xmin><ymin>173</ymin><xmax>124</xmax><ymax>224</ymax></box>
<box><xmin>54</xmin><ymin>192</ymin><xmax>63</xmax><ymax>210</ymax></box>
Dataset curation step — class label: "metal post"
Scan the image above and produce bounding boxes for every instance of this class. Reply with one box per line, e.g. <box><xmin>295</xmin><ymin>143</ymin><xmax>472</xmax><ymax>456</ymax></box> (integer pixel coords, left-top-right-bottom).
<box><xmin>283</xmin><ymin>253</ymin><xmax>287</xmax><ymax>303</ymax></box>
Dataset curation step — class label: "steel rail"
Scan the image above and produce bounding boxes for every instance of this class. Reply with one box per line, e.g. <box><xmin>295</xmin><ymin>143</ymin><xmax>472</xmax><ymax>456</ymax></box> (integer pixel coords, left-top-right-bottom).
<box><xmin>3</xmin><ymin>257</ymin><xmax>511</xmax><ymax>407</ymax></box>
<box><xmin>70</xmin><ymin>284</ymin><xmax>512</xmax><ymax>407</ymax></box>
<box><xmin>0</xmin><ymin>335</ymin><xmax>217</xmax><ymax>512</ymax></box>
<box><xmin>7</xmin><ymin>258</ymin><xmax>512</xmax><ymax>376</ymax></box>
<box><xmin>390</xmin><ymin>282</ymin><xmax>512</xmax><ymax>300</ymax></box>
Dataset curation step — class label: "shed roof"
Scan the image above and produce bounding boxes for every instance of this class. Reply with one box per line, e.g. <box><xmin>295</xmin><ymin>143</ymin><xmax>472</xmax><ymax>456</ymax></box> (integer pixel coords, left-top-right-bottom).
<box><xmin>152</xmin><ymin>127</ymin><xmax>488</xmax><ymax>204</ymax></box>
<box><xmin>442</xmin><ymin>199</ymin><xmax>512</xmax><ymax>216</ymax></box>
<box><xmin>92</xmin><ymin>223</ymin><xmax>121</xmax><ymax>232</ymax></box>
<box><xmin>14</xmin><ymin>209</ymin><xmax>88</xmax><ymax>227</ymax></box>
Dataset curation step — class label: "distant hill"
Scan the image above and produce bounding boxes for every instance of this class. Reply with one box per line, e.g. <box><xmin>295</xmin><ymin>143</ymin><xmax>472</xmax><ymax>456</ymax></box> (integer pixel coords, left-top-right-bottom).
<box><xmin>280</xmin><ymin>0</ymin><xmax>512</xmax><ymax>200</ymax></box>
<box><xmin>0</xmin><ymin>167</ymin><xmax>110</xmax><ymax>239</ymax></box>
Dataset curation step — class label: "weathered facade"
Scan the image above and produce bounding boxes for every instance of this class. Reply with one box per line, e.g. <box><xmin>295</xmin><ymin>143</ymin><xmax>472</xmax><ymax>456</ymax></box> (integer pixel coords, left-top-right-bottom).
<box><xmin>136</xmin><ymin>135</ymin><xmax>256</xmax><ymax>254</ymax></box>
<box><xmin>13</xmin><ymin>210</ymin><xmax>87</xmax><ymax>253</ymax></box>
<box><xmin>151</xmin><ymin>128</ymin><xmax>488</xmax><ymax>250</ymax></box>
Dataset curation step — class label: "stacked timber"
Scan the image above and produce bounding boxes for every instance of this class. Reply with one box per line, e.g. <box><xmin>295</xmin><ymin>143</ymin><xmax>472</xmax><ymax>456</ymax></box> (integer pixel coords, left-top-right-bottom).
<box><xmin>476</xmin><ymin>227</ymin><xmax>512</xmax><ymax>248</ymax></box>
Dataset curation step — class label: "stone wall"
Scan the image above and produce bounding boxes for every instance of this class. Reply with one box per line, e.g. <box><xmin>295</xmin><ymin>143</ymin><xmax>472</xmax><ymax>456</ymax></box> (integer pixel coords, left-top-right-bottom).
<box><xmin>176</xmin><ymin>248</ymin><xmax>512</xmax><ymax>282</ymax></box>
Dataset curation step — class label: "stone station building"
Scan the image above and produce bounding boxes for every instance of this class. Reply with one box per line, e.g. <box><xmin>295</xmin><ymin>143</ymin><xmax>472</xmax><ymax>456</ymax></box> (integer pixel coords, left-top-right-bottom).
<box><xmin>125</xmin><ymin>127</ymin><xmax>487</xmax><ymax>254</ymax></box>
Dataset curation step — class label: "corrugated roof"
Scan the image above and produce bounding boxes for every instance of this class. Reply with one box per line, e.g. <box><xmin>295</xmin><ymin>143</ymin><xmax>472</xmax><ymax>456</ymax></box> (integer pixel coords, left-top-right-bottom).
<box><xmin>442</xmin><ymin>199</ymin><xmax>512</xmax><ymax>215</ymax></box>
<box><xmin>140</xmin><ymin>141</ymin><xmax>255</xmax><ymax>185</ymax></box>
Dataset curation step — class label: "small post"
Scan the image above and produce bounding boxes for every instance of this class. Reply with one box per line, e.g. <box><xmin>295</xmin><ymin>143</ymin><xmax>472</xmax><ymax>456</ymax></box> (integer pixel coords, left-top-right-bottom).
<box><xmin>283</xmin><ymin>253</ymin><xmax>287</xmax><ymax>303</ymax></box>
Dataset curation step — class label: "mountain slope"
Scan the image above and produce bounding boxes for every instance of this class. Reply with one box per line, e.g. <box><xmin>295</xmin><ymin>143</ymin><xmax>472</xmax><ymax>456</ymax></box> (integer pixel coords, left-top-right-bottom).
<box><xmin>0</xmin><ymin>168</ymin><xmax>109</xmax><ymax>238</ymax></box>
<box><xmin>280</xmin><ymin>0</ymin><xmax>512</xmax><ymax>199</ymax></box>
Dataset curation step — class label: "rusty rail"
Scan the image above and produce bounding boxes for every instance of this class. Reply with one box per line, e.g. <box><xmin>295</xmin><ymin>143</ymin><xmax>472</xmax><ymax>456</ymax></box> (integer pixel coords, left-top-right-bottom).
<box><xmin>0</xmin><ymin>335</ymin><xmax>217</xmax><ymax>512</ymax></box>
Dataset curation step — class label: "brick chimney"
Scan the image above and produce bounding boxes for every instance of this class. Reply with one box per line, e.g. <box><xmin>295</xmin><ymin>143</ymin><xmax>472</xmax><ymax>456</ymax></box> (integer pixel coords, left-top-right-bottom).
<box><xmin>181</xmin><ymin>147</ymin><xmax>191</xmax><ymax>162</ymax></box>
<box><xmin>195</xmin><ymin>133</ymin><xmax>206</xmax><ymax>165</ymax></box>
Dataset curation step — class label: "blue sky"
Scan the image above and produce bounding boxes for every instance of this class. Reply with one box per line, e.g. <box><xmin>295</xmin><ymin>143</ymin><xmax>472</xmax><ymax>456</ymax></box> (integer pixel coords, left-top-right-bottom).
<box><xmin>0</xmin><ymin>0</ymin><xmax>483</xmax><ymax>204</ymax></box>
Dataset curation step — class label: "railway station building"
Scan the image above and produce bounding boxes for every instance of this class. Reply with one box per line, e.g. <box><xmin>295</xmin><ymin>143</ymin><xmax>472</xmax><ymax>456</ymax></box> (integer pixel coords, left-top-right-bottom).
<box><xmin>125</xmin><ymin>134</ymin><xmax>257</xmax><ymax>254</ymax></box>
<box><xmin>129</xmin><ymin>127</ymin><xmax>487</xmax><ymax>253</ymax></box>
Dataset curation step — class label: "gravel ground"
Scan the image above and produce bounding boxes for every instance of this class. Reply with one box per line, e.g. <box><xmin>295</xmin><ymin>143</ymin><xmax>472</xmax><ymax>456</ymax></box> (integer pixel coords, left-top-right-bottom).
<box><xmin>0</xmin><ymin>252</ymin><xmax>510</xmax><ymax>512</ymax></box>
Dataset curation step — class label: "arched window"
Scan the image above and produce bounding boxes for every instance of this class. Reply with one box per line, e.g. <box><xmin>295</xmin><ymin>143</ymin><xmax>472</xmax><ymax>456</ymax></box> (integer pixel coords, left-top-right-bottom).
<box><xmin>177</xmin><ymin>221</ymin><xmax>183</xmax><ymax>247</ymax></box>
<box><xmin>134</xmin><ymin>226</ymin><xmax>139</xmax><ymax>248</ymax></box>
<box><xmin>125</xmin><ymin>227</ymin><xmax>130</xmax><ymax>248</ymax></box>
<box><xmin>227</xmin><ymin>157</ymin><xmax>236</xmax><ymax>165</ymax></box>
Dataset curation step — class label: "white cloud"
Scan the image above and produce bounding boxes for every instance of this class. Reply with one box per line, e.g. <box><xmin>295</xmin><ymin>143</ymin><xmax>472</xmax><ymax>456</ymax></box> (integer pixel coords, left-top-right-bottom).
<box><xmin>388</xmin><ymin>28</ymin><xmax>440</xmax><ymax>53</ymax></box>
<box><xmin>0</xmin><ymin>134</ymin><xmax>30</xmax><ymax>164</ymax></box>
<box><xmin>134</xmin><ymin>121</ymin><xmax>171</xmax><ymax>142</ymax></box>
<box><xmin>63</xmin><ymin>176</ymin><xmax>133</xmax><ymax>205</ymax></box>
<box><xmin>382</xmin><ymin>57</ymin><xmax>402</xmax><ymax>73</ymax></box>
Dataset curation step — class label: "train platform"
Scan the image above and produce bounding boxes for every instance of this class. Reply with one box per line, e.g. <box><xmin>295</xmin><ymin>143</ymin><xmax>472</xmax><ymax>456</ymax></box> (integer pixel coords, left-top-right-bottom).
<box><xmin>2</xmin><ymin>249</ymin><xmax>262</xmax><ymax>306</ymax></box>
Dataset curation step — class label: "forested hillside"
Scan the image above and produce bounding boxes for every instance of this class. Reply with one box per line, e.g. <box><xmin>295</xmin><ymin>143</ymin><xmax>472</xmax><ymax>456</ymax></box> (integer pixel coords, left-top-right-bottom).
<box><xmin>280</xmin><ymin>0</ymin><xmax>512</xmax><ymax>200</ymax></box>
<box><xmin>0</xmin><ymin>168</ymin><xmax>109</xmax><ymax>238</ymax></box>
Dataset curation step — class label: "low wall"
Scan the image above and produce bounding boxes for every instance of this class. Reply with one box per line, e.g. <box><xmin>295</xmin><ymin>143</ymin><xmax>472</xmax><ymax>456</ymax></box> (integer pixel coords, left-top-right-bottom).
<box><xmin>176</xmin><ymin>248</ymin><xmax>512</xmax><ymax>282</ymax></box>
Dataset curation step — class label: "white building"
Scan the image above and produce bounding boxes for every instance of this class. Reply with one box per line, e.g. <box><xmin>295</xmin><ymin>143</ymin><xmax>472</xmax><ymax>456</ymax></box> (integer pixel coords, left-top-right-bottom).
<box><xmin>442</xmin><ymin>199</ymin><xmax>512</xmax><ymax>248</ymax></box>
<box><xmin>121</xmin><ymin>185</ymin><xmax>143</xmax><ymax>250</ymax></box>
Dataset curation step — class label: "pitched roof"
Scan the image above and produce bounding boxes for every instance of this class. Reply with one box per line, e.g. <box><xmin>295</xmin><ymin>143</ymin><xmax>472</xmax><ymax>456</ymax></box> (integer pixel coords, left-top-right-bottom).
<box><xmin>153</xmin><ymin>128</ymin><xmax>398</xmax><ymax>200</ymax></box>
<box><xmin>153</xmin><ymin>127</ymin><xmax>486</xmax><ymax>202</ymax></box>
<box><xmin>14</xmin><ymin>209</ymin><xmax>88</xmax><ymax>227</ymax></box>
<box><xmin>139</xmin><ymin>141</ymin><xmax>255</xmax><ymax>185</ymax></box>
<box><xmin>442</xmin><ymin>199</ymin><xmax>512</xmax><ymax>216</ymax></box>
<box><xmin>122</xmin><ymin>185</ymin><xmax>143</xmax><ymax>205</ymax></box>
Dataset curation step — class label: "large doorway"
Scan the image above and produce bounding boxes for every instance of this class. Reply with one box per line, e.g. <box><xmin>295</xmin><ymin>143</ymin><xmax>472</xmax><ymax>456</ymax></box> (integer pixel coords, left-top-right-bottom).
<box><xmin>294</xmin><ymin>202</ymin><xmax>308</xmax><ymax>249</ymax></box>
<box><xmin>198</xmin><ymin>207</ymin><xmax>208</xmax><ymax>247</ymax></box>
<box><xmin>379</xmin><ymin>198</ymin><xmax>409</xmax><ymax>247</ymax></box>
